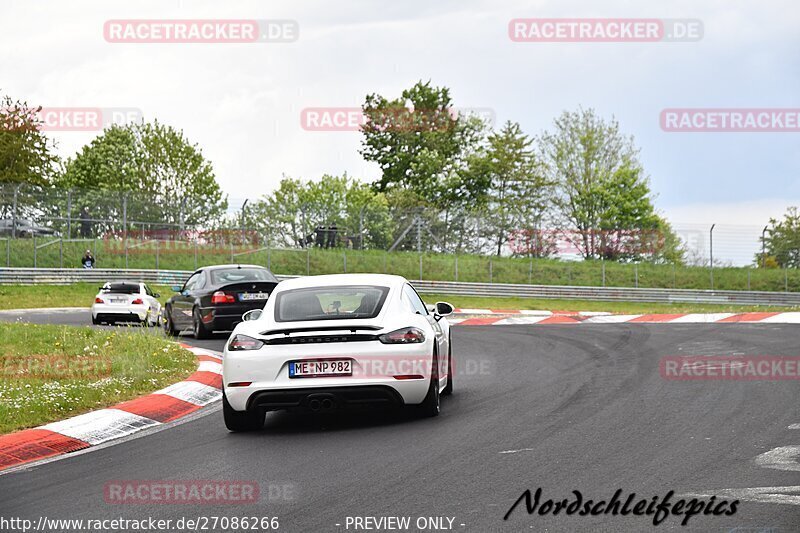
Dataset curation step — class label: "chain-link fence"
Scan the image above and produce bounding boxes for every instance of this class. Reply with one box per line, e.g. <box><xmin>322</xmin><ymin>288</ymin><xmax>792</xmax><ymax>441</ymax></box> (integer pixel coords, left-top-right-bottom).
<box><xmin>0</xmin><ymin>183</ymin><xmax>795</xmax><ymax>292</ymax></box>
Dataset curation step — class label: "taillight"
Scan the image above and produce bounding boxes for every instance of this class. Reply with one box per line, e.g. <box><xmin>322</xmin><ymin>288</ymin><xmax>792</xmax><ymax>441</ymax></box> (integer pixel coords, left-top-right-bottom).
<box><xmin>378</xmin><ymin>327</ymin><xmax>426</xmax><ymax>344</ymax></box>
<box><xmin>131</xmin><ymin>298</ymin><xmax>144</xmax><ymax>305</ymax></box>
<box><xmin>95</xmin><ymin>297</ymin><xmax>104</xmax><ymax>304</ymax></box>
<box><xmin>212</xmin><ymin>291</ymin><xmax>236</xmax><ymax>304</ymax></box>
<box><xmin>228</xmin><ymin>334</ymin><xmax>264</xmax><ymax>351</ymax></box>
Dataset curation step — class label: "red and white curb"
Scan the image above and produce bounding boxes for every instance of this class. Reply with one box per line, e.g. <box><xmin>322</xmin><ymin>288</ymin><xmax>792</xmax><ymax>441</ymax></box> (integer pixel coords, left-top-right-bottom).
<box><xmin>450</xmin><ymin>310</ymin><xmax>800</xmax><ymax>326</ymax></box>
<box><xmin>0</xmin><ymin>344</ymin><xmax>222</xmax><ymax>472</ymax></box>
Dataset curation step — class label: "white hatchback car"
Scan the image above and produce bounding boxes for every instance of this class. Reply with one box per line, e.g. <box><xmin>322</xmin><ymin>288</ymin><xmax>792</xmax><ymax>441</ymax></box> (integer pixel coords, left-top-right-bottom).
<box><xmin>222</xmin><ymin>274</ymin><xmax>454</xmax><ymax>431</ymax></box>
<box><xmin>91</xmin><ymin>281</ymin><xmax>162</xmax><ymax>326</ymax></box>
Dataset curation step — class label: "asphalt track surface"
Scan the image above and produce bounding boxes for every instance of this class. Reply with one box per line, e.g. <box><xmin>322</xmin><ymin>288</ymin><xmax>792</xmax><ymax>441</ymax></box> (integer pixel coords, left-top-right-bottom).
<box><xmin>1</xmin><ymin>309</ymin><xmax>800</xmax><ymax>532</ymax></box>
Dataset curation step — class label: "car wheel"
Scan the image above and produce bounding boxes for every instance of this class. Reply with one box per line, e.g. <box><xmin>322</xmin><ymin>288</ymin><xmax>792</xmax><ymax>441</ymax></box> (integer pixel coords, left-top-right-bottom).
<box><xmin>442</xmin><ymin>340</ymin><xmax>453</xmax><ymax>396</ymax></box>
<box><xmin>223</xmin><ymin>391</ymin><xmax>264</xmax><ymax>432</ymax></box>
<box><xmin>91</xmin><ymin>315</ymin><xmax>99</xmax><ymax>326</ymax></box>
<box><xmin>417</xmin><ymin>350</ymin><xmax>440</xmax><ymax>418</ymax></box>
<box><xmin>192</xmin><ymin>307</ymin><xmax>211</xmax><ymax>339</ymax></box>
<box><xmin>164</xmin><ymin>307</ymin><xmax>178</xmax><ymax>336</ymax></box>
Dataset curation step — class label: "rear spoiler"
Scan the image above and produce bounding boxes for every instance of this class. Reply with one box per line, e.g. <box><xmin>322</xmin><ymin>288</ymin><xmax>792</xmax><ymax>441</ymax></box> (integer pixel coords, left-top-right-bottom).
<box><xmin>261</xmin><ymin>325</ymin><xmax>382</xmax><ymax>336</ymax></box>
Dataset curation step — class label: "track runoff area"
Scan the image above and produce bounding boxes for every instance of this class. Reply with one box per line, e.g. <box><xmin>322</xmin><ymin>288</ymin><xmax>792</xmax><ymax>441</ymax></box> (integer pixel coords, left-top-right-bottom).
<box><xmin>0</xmin><ymin>302</ymin><xmax>799</xmax><ymax>532</ymax></box>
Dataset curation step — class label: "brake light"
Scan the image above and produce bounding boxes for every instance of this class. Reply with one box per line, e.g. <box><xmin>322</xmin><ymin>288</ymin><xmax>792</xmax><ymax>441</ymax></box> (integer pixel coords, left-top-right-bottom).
<box><xmin>228</xmin><ymin>334</ymin><xmax>264</xmax><ymax>351</ymax></box>
<box><xmin>131</xmin><ymin>298</ymin><xmax>144</xmax><ymax>305</ymax></box>
<box><xmin>378</xmin><ymin>327</ymin><xmax>426</xmax><ymax>344</ymax></box>
<box><xmin>227</xmin><ymin>382</ymin><xmax>252</xmax><ymax>387</ymax></box>
<box><xmin>95</xmin><ymin>297</ymin><xmax>104</xmax><ymax>304</ymax></box>
<box><xmin>212</xmin><ymin>291</ymin><xmax>236</xmax><ymax>304</ymax></box>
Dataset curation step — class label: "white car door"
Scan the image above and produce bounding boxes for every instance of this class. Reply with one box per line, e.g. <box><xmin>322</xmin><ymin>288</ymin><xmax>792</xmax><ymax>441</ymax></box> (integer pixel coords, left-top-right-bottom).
<box><xmin>403</xmin><ymin>284</ymin><xmax>447</xmax><ymax>385</ymax></box>
<box><xmin>142</xmin><ymin>283</ymin><xmax>161</xmax><ymax>323</ymax></box>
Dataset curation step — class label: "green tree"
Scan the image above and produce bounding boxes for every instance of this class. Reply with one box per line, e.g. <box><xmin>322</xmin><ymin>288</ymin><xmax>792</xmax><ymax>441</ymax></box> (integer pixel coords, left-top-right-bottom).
<box><xmin>540</xmin><ymin>108</ymin><xmax>680</xmax><ymax>262</ymax></box>
<box><xmin>0</xmin><ymin>92</ymin><xmax>60</xmax><ymax>187</ymax></box>
<box><xmin>465</xmin><ymin>121</ymin><xmax>555</xmax><ymax>256</ymax></box>
<box><xmin>57</xmin><ymin>121</ymin><xmax>227</xmax><ymax>233</ymax></box>
<box><xmin>251</xmin><ymin>174</ymin><xmax>392</xmax><ymax>249</ymax></box>
<box><xmin>360</xmin><ymin>80</ymin><xmax>486</xmax><ymax>205</ymax></box>
<box><xmin>759</xmin><ymin>207</ymin><xmax>800</xmax><ymax>268</ymax></box>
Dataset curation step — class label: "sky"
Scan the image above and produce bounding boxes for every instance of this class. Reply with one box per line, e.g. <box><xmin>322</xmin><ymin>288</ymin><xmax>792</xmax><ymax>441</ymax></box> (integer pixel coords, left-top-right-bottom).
<box><xmin>2</xmin><ymin>0</ymin><xmax>799</xmax><ymax>264</ymax></box>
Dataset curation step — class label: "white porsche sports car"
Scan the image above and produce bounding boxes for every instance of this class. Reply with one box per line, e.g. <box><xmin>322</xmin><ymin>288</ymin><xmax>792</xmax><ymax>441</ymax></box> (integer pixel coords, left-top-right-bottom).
<box><xmin>91</xmin><ymin>281</ymin><xmax>162</xmax><ymax>326</ymax></box>
<box><xmin>222</xmin><ymin>274</ymin><xmax>454</xmax><ymax>431</ymax></box>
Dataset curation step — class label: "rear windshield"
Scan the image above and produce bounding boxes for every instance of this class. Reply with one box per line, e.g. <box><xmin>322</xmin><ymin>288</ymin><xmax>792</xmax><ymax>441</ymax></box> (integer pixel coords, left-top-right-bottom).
<box><xmin>274</xmin><ymin>286</ymin><xmax>389</xmax><ymax>322</ymax></box>
<box><xmin>102</xmin><ymin>282</ymin><xmax>141</xmax><ymax>294</ymax></box>
<box><xmin>211</xmin><ymin>268</ymin><xmax>276</xmax><ymax>285</ymax></box>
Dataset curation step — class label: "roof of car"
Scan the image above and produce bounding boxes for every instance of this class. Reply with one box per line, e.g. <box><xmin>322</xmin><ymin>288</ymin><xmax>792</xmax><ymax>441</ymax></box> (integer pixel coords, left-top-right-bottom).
<box><xmin>276</xmin><ymin>273</ymin><xmax>408</xmax><ymax>290</ymax></box>
<box><xmin>199</xmin><ymin>264</ymin><xmax>268</xmax><ymax>272</ymax></box>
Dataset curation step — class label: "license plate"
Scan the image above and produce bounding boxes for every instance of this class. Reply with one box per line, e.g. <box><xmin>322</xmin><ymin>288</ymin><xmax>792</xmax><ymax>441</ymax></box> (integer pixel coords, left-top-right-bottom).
<box><xmin>110</xmin><ymin>298</ymin><xmax>126</xmax><ymax>304</ymax></box>
<box><xmin>239</xmin><ymin>292</ymin><xmax>269</xmax><ymax>301</ymax></box>
<box><xmin>289</xmin><ymin>359</ymin><xmax>352</xmax><ymax>378</ymax></box>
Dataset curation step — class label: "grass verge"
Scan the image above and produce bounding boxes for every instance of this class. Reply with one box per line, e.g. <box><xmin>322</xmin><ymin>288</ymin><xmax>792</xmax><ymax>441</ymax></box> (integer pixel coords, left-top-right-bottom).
<box><xmin>0</xmin><ymin>323</ymin><xmax>196</xmax><ymax>434</ymax></box>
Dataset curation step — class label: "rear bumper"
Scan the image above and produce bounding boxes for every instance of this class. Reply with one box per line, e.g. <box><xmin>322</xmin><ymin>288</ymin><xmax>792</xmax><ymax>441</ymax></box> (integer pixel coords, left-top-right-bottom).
<box><xmin>94</xmin><ymin>312</ymin><xmax>143</xmax><ymax>323</ymax></box>
<box><xmin>92</xmin><ymin>303</ymin><xmax>147</xmax><ymax>322</ymax></box>
<box><xmin>246</xmin><ymin>385</ymin><xmax>405</xmax><ymax>412</ymax></box>
<box><xmin>199</xmin><ymin>304</ymin><xmax>266</xmax><ymax>332</ymax></box>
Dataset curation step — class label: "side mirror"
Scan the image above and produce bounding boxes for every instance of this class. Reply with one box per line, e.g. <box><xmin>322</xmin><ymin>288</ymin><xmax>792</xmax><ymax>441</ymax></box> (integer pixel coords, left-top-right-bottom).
<box><xmin>171</xmin><ymin>285</ymin><xmax>182</xmax><ymax>292</ymax></box>
<box><xmin>242</xmin><ymin>309</ymin><xmax>262</xmax><ymax>322</ymax></box>
<box><xmin>434</xmin><ymin>301</ymin><xmax>454</xmax><ymax>319</ymax></box>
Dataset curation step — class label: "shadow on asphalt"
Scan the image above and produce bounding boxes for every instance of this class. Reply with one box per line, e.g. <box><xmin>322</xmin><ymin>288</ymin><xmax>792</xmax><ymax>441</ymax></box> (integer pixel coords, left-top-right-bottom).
<box><xmin>243</xmin><ymin>408</ymin><xmax>430</xmax><ymax>436</ymax></box>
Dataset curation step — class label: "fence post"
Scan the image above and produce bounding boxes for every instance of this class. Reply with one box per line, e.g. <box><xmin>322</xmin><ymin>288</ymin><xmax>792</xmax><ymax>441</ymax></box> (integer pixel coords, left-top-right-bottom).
<box><xmin>383</xmin><ymin>253</ymin><xmax>387</xmax><ymax>274</ymax></box>
<box><xmin>306</xmin><ymin>248</ymin><xmax>310</xmax><ymax>275</ymax></box>
<box><xmin>454</xmin><ymin>255</ymin><xmax>458</xmax><ymax>281</ymax></box>
<box><xmin>156</xmin><ymin>240</ymin><xmax>160</xmax><ymax>270</ymax></box>
<box><xmin>66</xmin><ymin>189</ymin><xmax>72</xmax><ymax>239</ymax></box>
<box><xmin>489</xmin><ymin>258</ymin><xmax>493</xmax><ymax>283</ymax></box>
<box><xmin>12</xmin><ymin>185</ymin><xmax>19</xmax><ymax>239</ymax></box>
<box><xmin>602</xmin><ymin>261</ymin><xmax>606</xmax><ymax>287</ymax></box>
<box><xmin>33</xmin><ymin>234</ymin><xmax>37</xmax><ymax>268</ymax></box>
<box><xmin>59</xmin><ymin>238</ymin><xmax>63</xmax><ymax>269</ymax></box>
<box><xmin>230</xmin><ymin>241</ymin><xmax>234</xmax><ymax>263</ymax></box>
<box><xmin>785</xmin><ymin>268</ymin><xmax>789</xmax><ymax>292</ymax></box>
<box><xmin>529</xmin><ymin>255</ymin><xmax>533</xmax><ymax>285</ymax></box>
<box><xmin>634</xmin><ymin>264</ymin><xmax>638</xmax><ymax>288</ymax></box>
<box><xmin>343</xmin><ymin>251</ymin><xmax>347</xmax><ymax>273</ymax></box>
<box><xmin>266</xmin><ymin>246</ymin><xmax>271</xmax><ymax>271</ymax></box>
<box><xmin>123</xmin><ymin>195</ymin><xmax>128</xmax><ymax>269</ymax></box>
<box><xmin>194</xmin><ymin>240</ymin><xmax>198</xmax><ymax>270</ymax></box>
<box><xmin>419</xmin><ymin>254</ymin><xmax>422</xmax><ymax>281</ymax></box>
<box><xmin>5</xmin><ymin>238</ymin><xmax>9</xmax><ymax>267</ymax></box>
<box><xmin>747</xmin><ymin>269</ymin><xmax>751</xmax><ymax>291</ymax></box>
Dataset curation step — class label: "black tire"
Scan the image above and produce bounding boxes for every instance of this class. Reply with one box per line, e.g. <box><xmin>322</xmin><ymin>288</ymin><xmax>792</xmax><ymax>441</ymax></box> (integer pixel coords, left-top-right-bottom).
<box><xmin>164</xmin><ymin>306</ymin><xmax>178</xmax><ymax>336</ymax></box>
<box><xmin>417</xmin><ymin>350</ymin><xmax>440</xmax><ymax>417</ymax></box>
<box><xmin>91</xmin><ymin>315</ymin><xmax>99</xmax><ymax>326</ymax></box>
<box><xmin>442</xmin><ymin>340</ymin><xmax>453</xmax><ymax>396</ymax></box>
<box><xmin>223</xmin><ymin>391</ymin><xmax>264</xmax><ymax>432</ymax></box>
<box><xmin>192</xmin><ymin>307</ymin><xmax>211</xmax><ymax>340</ymax></box>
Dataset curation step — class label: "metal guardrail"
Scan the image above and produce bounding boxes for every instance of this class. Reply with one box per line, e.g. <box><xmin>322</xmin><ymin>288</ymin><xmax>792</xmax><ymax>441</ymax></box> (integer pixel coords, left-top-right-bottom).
<box><xmin>0</xmin><ymin>268</ymin><xmax>798</xmax><ymax>307</ymax></box>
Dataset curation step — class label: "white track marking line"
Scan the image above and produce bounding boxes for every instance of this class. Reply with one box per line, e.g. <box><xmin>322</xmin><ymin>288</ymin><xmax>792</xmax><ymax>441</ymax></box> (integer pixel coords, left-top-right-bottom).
<box><xmin>685</xmin><ymin>486</ymin><xmax>800</xmax><ymax>506</ymax></box>
<box><xmin>41</xmin><ymin>409</ymin><xmax>160</xmax><ymax>446</ymax></box>
<box><xmin>761</xmin><ymin>312</ymin><xmax>800</xmax><ymax>323</ymax></box>
<box><xmin>457</xmin><ymin>308</ymin><xmax>493</xmax><ymax>314</ymax></box>
<box><xmin>494</xmin><ymin>316</ymin><xmax>549</xmax><ymax>325</ymax></box>
<box><xmin>197</xmin><ymin>360</ymin><xmax>223</xmax><ymax>374</ymax></box>
<box><xmin>499</xmin><ymin>448</ymin><xmax>536</xmax><ymax>454</ymax></box>
<box><xmin>582</xmin><ymin>314</ymin><xmax>643</xmax><ymax>323</ymax></box>
<box><xmin>669</xmin><ymin>313</ymin><xmax>736</xmax><ymax>323</ymax></box>
<box><xmin>156</xmin><ymin>381</ymin><xmax>221</xmax><ymax>406</ymax></box>
<box><xmin>755</xmin><ymin>446</ymin><xmax>800</xmax><ymax>471</ymax></box>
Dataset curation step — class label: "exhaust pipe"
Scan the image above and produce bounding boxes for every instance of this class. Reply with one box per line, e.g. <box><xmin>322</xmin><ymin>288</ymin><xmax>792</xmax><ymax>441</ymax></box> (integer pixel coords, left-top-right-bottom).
<box><xmin>321</xmin><ymin>398</ymin><xmax>334</xmax><ymax>410</ymax></box>
<box><xmin>308</xmin><ymin>399</ymin><xmax>321</xmax><ymax>412</ymax></box>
